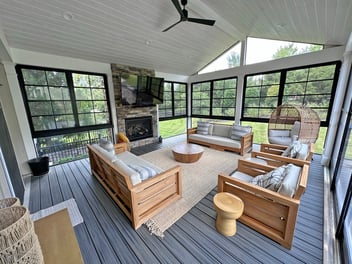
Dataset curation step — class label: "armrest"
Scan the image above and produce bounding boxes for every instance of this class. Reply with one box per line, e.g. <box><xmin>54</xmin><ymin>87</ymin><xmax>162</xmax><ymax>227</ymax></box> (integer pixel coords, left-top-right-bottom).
<box><xmin>240</xmin><ymin>132</ymin><xmax>253</xmax><ymax>155</ymax></box>
<box><xmin>306</xmin><ymin>143</ymin><xmax>315</xmax><ymax>161</ymax></box>
<box><xmin>251</xmin><ymin>151</ymin><xmax>310</xmax><ymax>166</ymax></box>
<box><xmin>187</xmin><ymin>127</ymin><xmax>197</xmax><ymax>135</ymax></box>
<box><xmin>130</xmin><ymin>165</ymin><xmax>182</xmax><ymax>193</ymax></box>
<box><xmin>260</xmin><ymin>143</ymin><xmax>288</xmax><ymax>155</ymax></box>
<box><xmin>293</xmin><ymin>164</ymin><xmax>309</xmax><ymax>199</ymax></box>
<box><xmin>114</xmin><ymin>142</ymin><xmax>128</xmax><ymax>154</ymax></box>
<box><xmin>187</xmin><ymin>128</ymin><xmax>197</xmax><ymax>142</ymax></box>
<box><xmin>237</xmin><ymin>159</ymin><xmax>275</xmax><ymax>176</ymax></box>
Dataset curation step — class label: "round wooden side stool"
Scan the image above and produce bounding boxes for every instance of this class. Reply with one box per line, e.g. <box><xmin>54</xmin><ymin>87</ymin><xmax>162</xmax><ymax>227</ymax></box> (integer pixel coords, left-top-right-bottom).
<box><xmin>213</xmin><ymin>192</ymin><xmax>244</xmax><ymax>236</ymax></box>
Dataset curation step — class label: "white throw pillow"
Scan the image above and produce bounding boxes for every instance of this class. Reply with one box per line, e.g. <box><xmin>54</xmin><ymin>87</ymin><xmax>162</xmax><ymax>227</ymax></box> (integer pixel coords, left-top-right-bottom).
<box><xmin>99</xmin><ymin>138</ymin><xmax>114</xmax><ymax>152</ymax></box>
<box><xmin>296</xmin><ymin>143</ymin><xmax>309</xmax><ymax>160</ymax></box>
<box><xmin>278</xmin><ymin>164</ymin><xmax>301</xmax><ymax>197</ymax></box>
<box><xmin>92</xmin><ymin>143</ymin><xmax>116</xmax><ymax>161</ymax></box>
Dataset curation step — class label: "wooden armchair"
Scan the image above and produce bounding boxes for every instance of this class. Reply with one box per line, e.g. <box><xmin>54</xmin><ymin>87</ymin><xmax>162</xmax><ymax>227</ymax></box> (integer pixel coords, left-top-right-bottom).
<box><xmin>248</xmin><ymin>143</ymin><xmax>314</xmax><ymax>168</ymax></box>
<box><xmin>218</xmin><ymin>159</ymin><xmax>309</xmax><ymax>249</ymax></box>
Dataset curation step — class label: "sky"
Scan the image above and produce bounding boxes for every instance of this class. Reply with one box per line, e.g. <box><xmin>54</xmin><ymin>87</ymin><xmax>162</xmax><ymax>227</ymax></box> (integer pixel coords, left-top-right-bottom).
<box><xmin>199</xmin><ymin>38</ymin><xmax>315</xmax><ymax>74</ymax></box>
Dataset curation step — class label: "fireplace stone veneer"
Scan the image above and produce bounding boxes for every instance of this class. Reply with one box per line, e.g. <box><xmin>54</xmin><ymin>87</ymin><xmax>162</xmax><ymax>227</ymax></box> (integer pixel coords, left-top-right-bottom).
<box><xmin>111</xmin><ymin>63</ymin><xmax>159</xmax><ymax>148</ymax></box>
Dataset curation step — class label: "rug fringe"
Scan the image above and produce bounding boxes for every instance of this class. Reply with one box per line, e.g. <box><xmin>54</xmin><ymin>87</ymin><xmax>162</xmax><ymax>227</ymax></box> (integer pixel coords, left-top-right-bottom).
<box><xmin>144</xmin><ymin>219</ymin><xmax>164</xmax><ymax>238</ymax></box>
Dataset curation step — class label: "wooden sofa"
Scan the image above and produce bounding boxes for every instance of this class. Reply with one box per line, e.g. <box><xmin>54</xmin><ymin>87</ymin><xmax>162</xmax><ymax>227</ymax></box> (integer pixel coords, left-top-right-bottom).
<box><xmin>249</xmin><ymin>143</ymin><xmax>314</xmax><ymax>167</ymax></box>
<box><xmin>87</xmin><ymin>142</ymin><xmax>182</xmax><ymax>229</ymax></box>
<box><xmin>218</xmin><ymin>159</ymin><xmax>309</xmax><ymax>249</ymax></box>
<box><xmin>187</xmin><ymin>123</ymin><xmax>253</xmax><ymax>155</ymax></box>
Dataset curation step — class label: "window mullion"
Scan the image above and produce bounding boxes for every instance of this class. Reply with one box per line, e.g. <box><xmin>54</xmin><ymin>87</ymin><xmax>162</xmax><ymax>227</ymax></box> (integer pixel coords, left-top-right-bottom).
<box><xmin>172</xmin><ymin>83</ymin><xmax>175</xmax><ymax>117</ymax></box>
<box><xmin>210</xmin><ymin>81</ymin><xmax>213</xmax><ymax>116</ymax></box>
<box><xmin>278</xmin><ymin>70</ymin><xmax>286</xmax><ymax>106</ymax></box>
<box><xmin>335</xmin><ymin>172</ymin><xmax>352</xmax><ymax>239</ymax></box>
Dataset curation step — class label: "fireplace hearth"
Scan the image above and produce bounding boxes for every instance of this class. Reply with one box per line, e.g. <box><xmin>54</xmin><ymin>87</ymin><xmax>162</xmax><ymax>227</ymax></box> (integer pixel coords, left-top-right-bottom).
<box><xmin>125</xmin><ymin>116</ymin><xmax>153</xmax><ymax>142</ymax></box>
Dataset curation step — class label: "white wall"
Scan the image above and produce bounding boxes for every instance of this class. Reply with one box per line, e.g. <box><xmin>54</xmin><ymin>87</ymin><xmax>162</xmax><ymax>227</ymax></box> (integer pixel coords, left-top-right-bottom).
<box><xmin>0</xmin><ymin>63</ymin><xmax>32</xmax><ymax>175</ymax></box>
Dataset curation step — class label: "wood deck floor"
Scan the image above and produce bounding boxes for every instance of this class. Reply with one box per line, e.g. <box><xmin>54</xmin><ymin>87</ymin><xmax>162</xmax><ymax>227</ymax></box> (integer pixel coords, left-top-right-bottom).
<box><xmin>29</xmin><ymin>135</ymin><xmax>324</xmax><ymax>263</ymax></box>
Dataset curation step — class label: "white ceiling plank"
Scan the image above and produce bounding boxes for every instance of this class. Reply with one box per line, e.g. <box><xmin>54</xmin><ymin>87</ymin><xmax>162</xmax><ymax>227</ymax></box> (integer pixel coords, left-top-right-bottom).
<box><xmin>0</xmin><ymin>0</ymin><xmax>351</xmax><ymax>75</ymax></box>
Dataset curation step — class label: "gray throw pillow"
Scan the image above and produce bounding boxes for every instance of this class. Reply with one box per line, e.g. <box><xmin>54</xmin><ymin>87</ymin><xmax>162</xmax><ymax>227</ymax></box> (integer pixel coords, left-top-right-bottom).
<box><xmin>99</xmin><ymin>138</ymin><xmax>114</xmax><ymax>152</ymax></box>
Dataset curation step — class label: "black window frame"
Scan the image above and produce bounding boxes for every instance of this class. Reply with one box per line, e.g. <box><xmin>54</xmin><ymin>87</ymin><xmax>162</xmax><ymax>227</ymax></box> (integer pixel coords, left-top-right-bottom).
<box><xmin>191</xmin><ymin>77</ymin><xmax>237</xmax><ymax>120</ymax></box>
<box><xmin>159</xmin><ymin>81</ymin><xmax>187</xmax><ymax>121</ymax></box>
<box><xmin>242</xmin><ymin>61</ymin><xmax>341</xmax><ymax>126</ymax></box>
<box><xmin>16</xmin><ymin>64</ymin><xmax>113</xmax><ymax>138</ymax></box>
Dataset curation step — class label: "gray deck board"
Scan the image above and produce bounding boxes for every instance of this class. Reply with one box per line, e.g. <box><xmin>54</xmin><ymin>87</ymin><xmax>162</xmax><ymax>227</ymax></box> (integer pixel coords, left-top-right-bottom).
<box><xmin>29</xmin><ymin>135</ymin><xmax>324</xmax><ymax>263</ymax></box>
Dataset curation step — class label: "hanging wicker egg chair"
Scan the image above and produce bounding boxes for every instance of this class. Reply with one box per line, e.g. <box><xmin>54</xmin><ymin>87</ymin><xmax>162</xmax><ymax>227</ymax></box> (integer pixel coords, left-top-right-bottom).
<box><xmin>268</xmin><ymin>104</ymin><xmax>321</xmax><ymax>145</ymax></box>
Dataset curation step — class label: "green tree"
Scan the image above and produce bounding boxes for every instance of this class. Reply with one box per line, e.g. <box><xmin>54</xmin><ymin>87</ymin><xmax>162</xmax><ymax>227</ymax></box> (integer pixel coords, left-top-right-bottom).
<box><xmin>272</xmin><ymin>43</ymin><xmax>298</xmax><ymax>59</ymax></box>
<box><xmin>227</xmin><ymin>51</ymin><xmax>240</xmax><ymax>68</ymax></box>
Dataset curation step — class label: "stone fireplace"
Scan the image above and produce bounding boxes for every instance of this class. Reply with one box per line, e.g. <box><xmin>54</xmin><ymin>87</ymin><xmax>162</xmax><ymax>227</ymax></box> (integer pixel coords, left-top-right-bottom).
<box><xmin>111</xmin><ymin>64</ymin><xmax>159</xmax><ymax>147</ymax></box>
<box><xmin>125</xmin><ymin>116</ymin><xmax>153</xmax><ymax>142</ymax></box>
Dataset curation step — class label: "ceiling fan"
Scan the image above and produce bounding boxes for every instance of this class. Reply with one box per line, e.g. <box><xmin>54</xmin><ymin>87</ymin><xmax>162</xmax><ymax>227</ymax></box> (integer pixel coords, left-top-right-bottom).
<box><xmin>163</xmin><ymin>0</ymin><xmax>216</xmax><ymax>32</ymax></box>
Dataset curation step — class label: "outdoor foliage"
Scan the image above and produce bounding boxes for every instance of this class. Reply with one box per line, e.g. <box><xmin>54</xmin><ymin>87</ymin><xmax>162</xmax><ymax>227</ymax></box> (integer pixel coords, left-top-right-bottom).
<box><xmin>243</xmin><ymin>45</ymin><xmax>337</xmax><ymax>122</ymax></box>
<box><xmin>159</xmin><ymin>82</ymin><xmax>187</xmax><ymax>118</ymax></box>
<box><xmin>192</xmin><ymin>78</ymin><xmax>236</xmax><ymax>117</ymax></box>
<box><xmin>22</xmin><ymin>68</ymin><xmax>110</xmax><ymax>131</ymax></box>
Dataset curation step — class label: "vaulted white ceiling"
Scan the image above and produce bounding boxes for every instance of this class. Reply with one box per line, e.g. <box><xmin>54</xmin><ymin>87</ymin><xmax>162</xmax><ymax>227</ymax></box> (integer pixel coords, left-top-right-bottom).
<box><xmin>0</xmin><ymin>0</ymin><xmax>351</xmax><ymax>75</ymax></box>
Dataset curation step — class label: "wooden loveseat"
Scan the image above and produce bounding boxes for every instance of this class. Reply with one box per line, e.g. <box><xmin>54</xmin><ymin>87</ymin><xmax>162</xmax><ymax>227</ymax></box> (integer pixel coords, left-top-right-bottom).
<box><xmin>218</xmin><ymin>159</ymin><xmax>309</xmax><ymax>249</ymax></box>
<box><xmin>87</xmin><ymin>142</ymin><xmax>182</xmax><ymax>229</ymax></box>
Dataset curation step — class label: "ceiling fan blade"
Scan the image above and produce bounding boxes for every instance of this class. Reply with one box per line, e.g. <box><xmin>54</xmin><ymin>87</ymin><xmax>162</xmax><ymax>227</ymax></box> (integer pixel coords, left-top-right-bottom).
<box><xmin>187</xmin><ymin>17</ymin><xmax>215</xmax><ymax>26</ymax></box>
<box><xmin>171</xmin><ymin>0</ymin><xmax>185</xmax><ymax>19</ymax></box>
<box><xmin>162</xmin><ymin>20</ymin><xmax>182</xmax><ymax>32</ymax></box>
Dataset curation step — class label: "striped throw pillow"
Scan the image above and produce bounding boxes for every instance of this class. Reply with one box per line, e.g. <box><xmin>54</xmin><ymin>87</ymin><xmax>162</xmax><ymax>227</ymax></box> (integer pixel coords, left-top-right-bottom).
<box><xmin>230</xmin><ymin>125</ymin><xmax>251</xmax><ymax>140</ymax></box>
<box><xmin>197</xmin><ymin>122</ymin><xmax>210</xmax><ymax>135</ymax></box>
<box><xmin>249</xmin><ymin>165</ymin><xmax>286</xmax><ymax>191</ymax></box>
<box><xmin>128</xmin><ymin>165</ymin><xmax>157</xmax><ymax>181</ymax></box>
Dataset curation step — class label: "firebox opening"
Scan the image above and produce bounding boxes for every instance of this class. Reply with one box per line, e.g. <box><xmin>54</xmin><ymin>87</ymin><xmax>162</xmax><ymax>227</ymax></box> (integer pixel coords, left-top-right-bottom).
<box><xmin>125</xmin><ymin>116</ymin><xmax>153</xmax><ymax>142</ymax></box>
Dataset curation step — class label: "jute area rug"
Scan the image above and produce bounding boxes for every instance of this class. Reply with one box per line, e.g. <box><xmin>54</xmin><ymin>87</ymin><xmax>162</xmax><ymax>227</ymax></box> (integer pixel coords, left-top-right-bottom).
<box><xmin>141</xmin><ymin>146</ymin><xmax>240</xmax><ymax>237</ymax></box>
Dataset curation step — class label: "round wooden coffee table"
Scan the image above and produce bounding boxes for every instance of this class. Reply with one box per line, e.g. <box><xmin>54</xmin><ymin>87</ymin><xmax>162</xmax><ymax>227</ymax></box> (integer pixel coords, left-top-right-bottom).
<box><xmin>172</xmin><ymin>143</ymin><xmax>204</xmax><ymax>163</ymax></box>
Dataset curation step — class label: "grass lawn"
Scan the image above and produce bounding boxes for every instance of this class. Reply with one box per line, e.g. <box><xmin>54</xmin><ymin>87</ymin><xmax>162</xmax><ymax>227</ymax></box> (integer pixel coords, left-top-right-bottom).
<box><xmin>159</xmin><ymin>118</ymin><xmax>187</xmax><ymax>138</ymax></box>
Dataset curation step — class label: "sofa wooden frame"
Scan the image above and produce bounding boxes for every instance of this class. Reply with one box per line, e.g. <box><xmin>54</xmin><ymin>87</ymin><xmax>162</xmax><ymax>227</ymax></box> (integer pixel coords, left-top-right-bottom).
<box><xmin>87</xmin><ymin>142</ymin><xmax>182</xmax><ymax>229</ymax></box>
<box><xmin>187</xmin><ymin>126</ymin><xmax>253</xmax><ymax>155</ymax></box>
<box><xmin>218</xmin><ymin>159</ymin><xmax>309</xmax><ymax>249</ymax></box>
<box><xmin>250</xmin><ymin>143</ymin><xmax>314</xmax><ymax>167</ymax></box>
